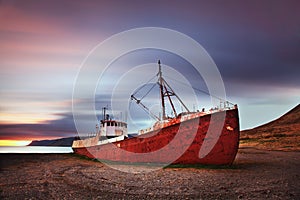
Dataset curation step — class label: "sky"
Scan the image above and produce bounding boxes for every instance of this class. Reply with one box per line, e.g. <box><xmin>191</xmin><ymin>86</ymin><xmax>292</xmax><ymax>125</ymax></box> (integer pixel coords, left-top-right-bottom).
<box><xmin>0</xmin><ymin>0</ymin><xmax>299</xmax><ymax>144</ymax></box>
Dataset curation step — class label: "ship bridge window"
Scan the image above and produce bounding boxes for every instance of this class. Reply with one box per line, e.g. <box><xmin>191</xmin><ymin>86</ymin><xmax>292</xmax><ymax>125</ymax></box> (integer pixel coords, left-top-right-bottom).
<box><xmin>107</xmin><ymin>122</ymin><xmax>111</xmax><ymax>126</ymax></box>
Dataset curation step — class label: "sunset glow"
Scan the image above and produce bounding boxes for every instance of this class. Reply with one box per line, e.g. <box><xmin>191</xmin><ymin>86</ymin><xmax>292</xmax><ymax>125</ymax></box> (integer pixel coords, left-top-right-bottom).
<box><xmin>0</xmin><ymin>140</ymin><xmax>32</xmax><ymax>146</ymax></box>
<box><xmin>0</xmin><ymin>113</ymin><xmax>57</xmax><ymax>124</ymax></box>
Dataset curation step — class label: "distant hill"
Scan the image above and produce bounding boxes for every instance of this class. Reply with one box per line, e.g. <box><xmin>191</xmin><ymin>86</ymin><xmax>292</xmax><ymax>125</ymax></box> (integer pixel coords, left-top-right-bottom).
<box><xmin>241</xmin><ymin>104</ymin><xmax>300</xmax><ymax>151</ymax></box>
<box><xmin>28</xmin><ymin>137</ymin><xmax>76</xmax><ymax>147</ymax></box>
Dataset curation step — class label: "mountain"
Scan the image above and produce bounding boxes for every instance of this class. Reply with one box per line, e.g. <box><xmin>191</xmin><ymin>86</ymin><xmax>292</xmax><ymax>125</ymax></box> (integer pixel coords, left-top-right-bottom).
<box><xmin>28</xmin><ymin>137</ymin><xmax>76</xmax><ymax>147</ymax></box>
<box><xmin>240</xmin><ymin>104</ymin><xmax>300</xmax><ymax>151</ymax></box>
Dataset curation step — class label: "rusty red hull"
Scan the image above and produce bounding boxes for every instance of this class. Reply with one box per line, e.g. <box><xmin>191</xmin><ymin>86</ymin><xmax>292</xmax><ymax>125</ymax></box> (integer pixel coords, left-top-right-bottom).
<box><xmin>73</xmin><ymin>109</ymin><xmax>240</xmax><ymax>165</ymax></box>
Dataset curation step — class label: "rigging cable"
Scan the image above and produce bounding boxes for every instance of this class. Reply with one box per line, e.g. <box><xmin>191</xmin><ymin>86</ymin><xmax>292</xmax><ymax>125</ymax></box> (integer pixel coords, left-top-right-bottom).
<box><xmin>140</xmin><ymin>83</ymin><xmax>157</xmax><ymax>101</ymax></box>
<box><xmin>131</xmin><ymin>74</ymin><xmax>157</xmax><ymax>96</ymax></box>
<box><xmin>163</xmin><ymin>75</ymin><xmax>234</xmax><ymax>106</ymax></box>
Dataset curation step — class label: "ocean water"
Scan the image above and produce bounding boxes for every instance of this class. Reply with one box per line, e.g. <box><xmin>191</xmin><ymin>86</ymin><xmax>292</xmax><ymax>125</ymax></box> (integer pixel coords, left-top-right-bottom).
<box><xmin>0</xmin><ymin>146</ymin><xmax>73</xmax><ymax>153</ymax></box>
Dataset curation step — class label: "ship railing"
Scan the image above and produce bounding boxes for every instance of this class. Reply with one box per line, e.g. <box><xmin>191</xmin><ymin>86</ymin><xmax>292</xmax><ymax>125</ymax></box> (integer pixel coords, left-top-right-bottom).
<box><xmin>97</xmin><ymin>135</ymin><xmax>125</xmax><ymax>146</ymax></box>
<box><xmin>137</xmin><ymin>104</ymin><xmax>237</xmax><ymax>135</ymax></box>
<box><xmin>72</xmin><ymin>134</ymin><xmax>100</xmax><ymax>148</ymax></box>
<box><xmin>138</xmin><ymin>128</ymin><xmax>151</xmax><ymax>135</ymax></box>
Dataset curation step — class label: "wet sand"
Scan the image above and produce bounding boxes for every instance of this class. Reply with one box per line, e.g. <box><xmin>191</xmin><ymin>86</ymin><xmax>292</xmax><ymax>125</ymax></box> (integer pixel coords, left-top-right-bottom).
<box><xmin>1</xmin><ymin>147</ymin><xmax>299</xmax><ymax>199</ymax></box>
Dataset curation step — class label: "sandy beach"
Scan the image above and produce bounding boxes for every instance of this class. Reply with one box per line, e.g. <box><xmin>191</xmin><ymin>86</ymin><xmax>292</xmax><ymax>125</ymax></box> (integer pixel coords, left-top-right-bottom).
<box><xmin>0</xmin><ymin>147</ymin><xmax>299</xmax><ymax>199</ymax></box>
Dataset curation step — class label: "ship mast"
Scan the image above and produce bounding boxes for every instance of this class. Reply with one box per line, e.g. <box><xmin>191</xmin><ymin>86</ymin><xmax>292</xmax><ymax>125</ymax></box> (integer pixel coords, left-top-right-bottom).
<box><xmin>158</xmin><ymin>60</ymin><xmax>189</xmax><ymax>120</ymax></box>
<box><xmin>158</xmin><ymin>60</ymin><xmax>166</xmax><ymax>120</ymax></box>
<box><xmin>131</xmin><ymin>60</ymin><xmax>190</xmax><ymax>122</ymax></box>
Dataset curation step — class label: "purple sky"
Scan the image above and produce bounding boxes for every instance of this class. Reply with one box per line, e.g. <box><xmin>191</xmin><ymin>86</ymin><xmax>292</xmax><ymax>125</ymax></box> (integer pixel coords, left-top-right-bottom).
<box><xmin>0</xmin><ymin>0</ymin><xmax>299</xmax><ymax>141</ymax></box>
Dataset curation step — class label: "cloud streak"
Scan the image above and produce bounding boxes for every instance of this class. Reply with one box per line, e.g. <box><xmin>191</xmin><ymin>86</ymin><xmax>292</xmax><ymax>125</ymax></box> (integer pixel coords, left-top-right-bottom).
<box><xmin>0</xmin><ymin>113</ymin><xmax>77</xmax><ymax>140</ymax></box>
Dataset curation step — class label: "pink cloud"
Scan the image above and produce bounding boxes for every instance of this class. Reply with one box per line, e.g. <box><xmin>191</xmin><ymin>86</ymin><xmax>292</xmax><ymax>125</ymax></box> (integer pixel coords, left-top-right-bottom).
<box><xmin>0</xmin><ymin>4</ymin><xmax>66</xmax><ymax>35</ymax></box>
